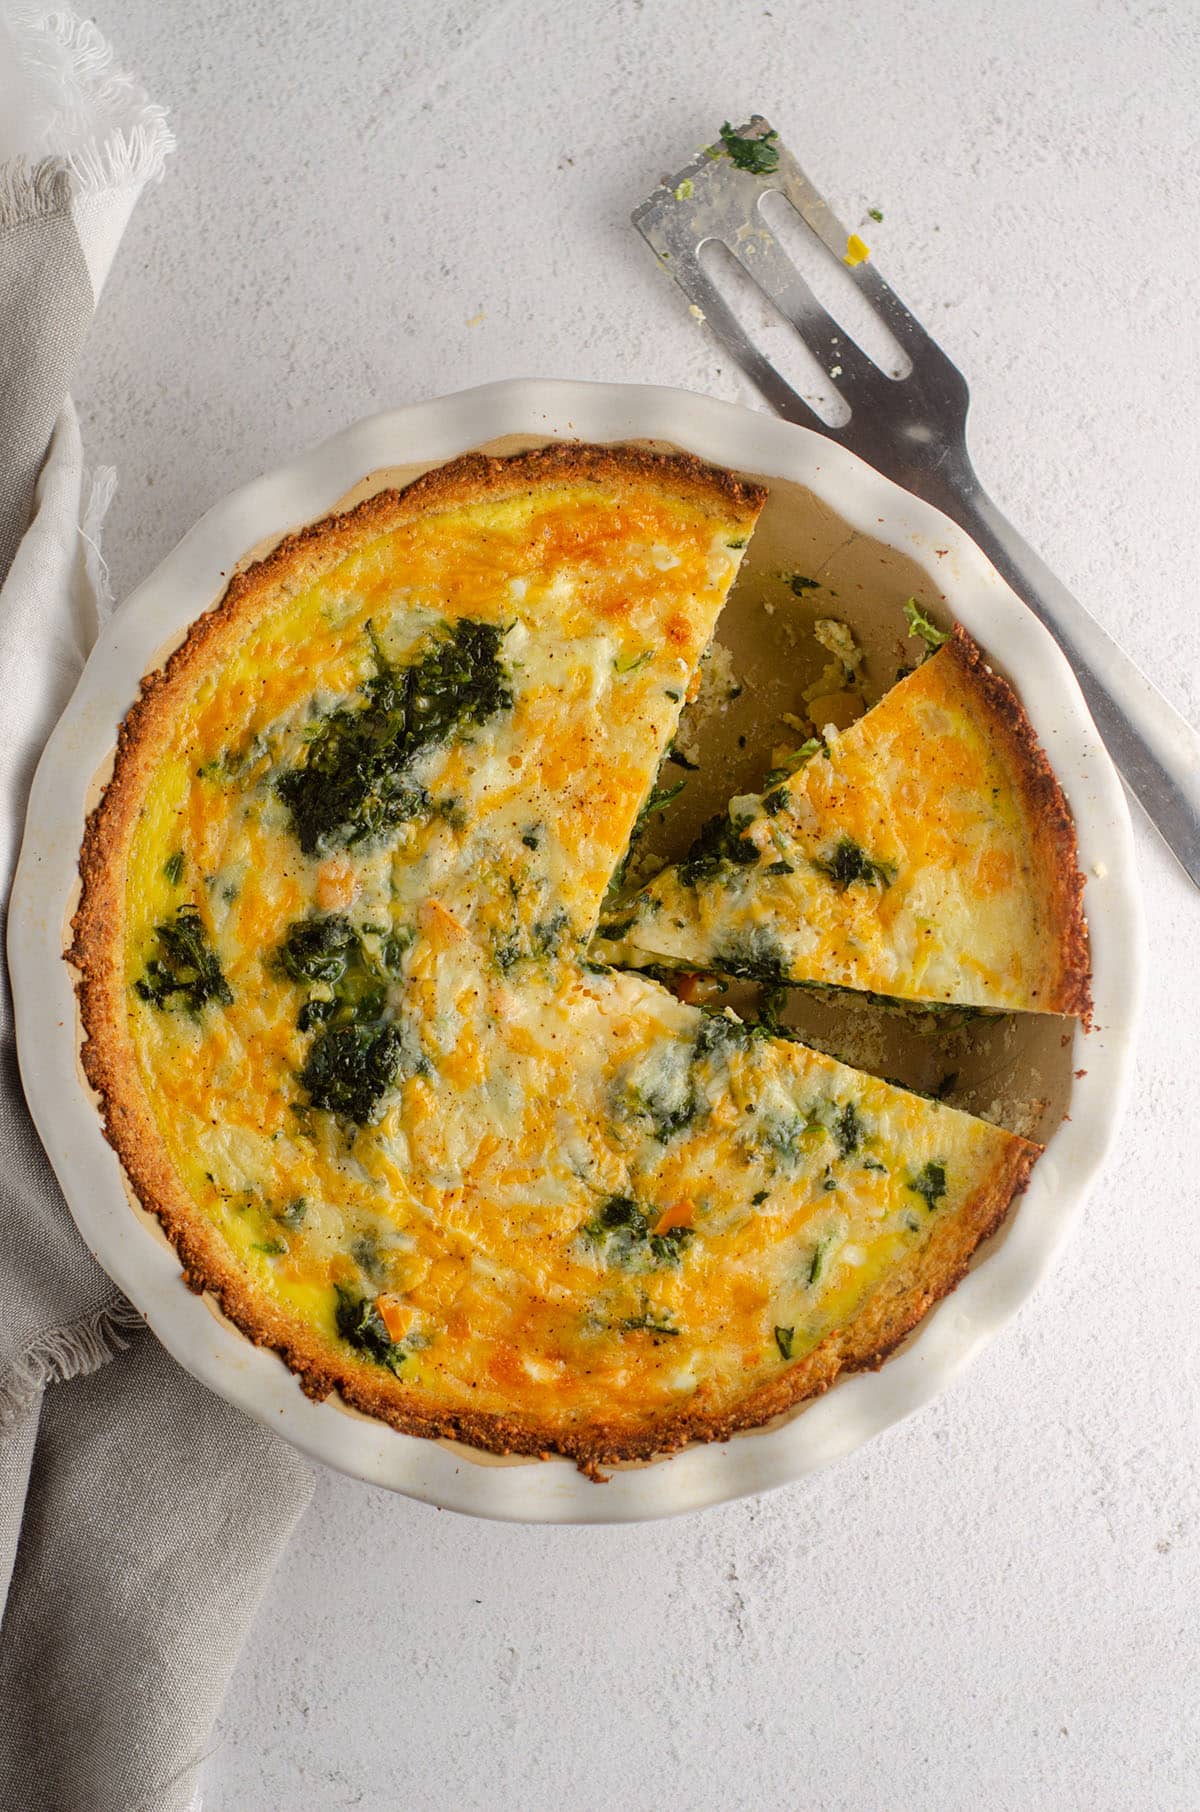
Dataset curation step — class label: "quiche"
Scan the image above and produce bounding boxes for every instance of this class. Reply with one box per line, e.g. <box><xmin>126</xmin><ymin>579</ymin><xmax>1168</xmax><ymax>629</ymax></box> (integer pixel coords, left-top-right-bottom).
<box><xmin>73</xmin><ymin>443</ymin><xmax>1055</xmax><ymax>1474</ymax></box>
<box><xmin>601</xmin><ymin>629</ymin><xmax>1091</xmax><ymax>1019</ymax></box>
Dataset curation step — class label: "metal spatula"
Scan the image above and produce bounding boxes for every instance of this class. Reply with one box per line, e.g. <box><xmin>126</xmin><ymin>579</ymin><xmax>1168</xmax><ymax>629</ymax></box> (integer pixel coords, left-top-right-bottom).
<box><xmin>634</xmin><ymin>116</ymin><xmax>1200</xmax><ymax>889</ymax></box>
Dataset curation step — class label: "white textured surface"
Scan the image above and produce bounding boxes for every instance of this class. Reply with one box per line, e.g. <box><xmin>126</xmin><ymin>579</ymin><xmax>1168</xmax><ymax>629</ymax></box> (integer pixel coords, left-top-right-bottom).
<box><xmin>73</xmin><ymin>2</ymin><xmax>1200</xmax><ymax>1807</ymax></box>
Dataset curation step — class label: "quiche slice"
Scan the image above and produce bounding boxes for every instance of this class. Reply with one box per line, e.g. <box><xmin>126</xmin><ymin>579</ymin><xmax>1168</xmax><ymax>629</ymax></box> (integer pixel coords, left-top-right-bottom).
<box><xmin>71</xmin><ymin>443</ymin><xmax>1045</xmax><ymax>1474</ymax></box>
<box><xmin>601</xmin><ymin>628</ymin><xmax>1091</xmax><ymax>1019</ymax></box>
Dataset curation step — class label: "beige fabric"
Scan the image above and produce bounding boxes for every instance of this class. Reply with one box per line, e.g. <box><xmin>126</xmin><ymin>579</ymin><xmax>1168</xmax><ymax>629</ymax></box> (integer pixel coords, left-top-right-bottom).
<box><xmin>0</xmin><ymin>1332</ymin><xmax>313</xmax><ymax>1812</ymax></box>
<box><xmin>0</xmin><ymin>161</ymin><xmax>91</xmax><ymax>572</ymax></box>
<box><xmin>0</xmin><ymin>398</ymin><xmax>133</xmax><ymax>1426</ymax></box>
<box><xmin>0</xmin><ymin>12</ymin><xmax>315</xmax><ymax>1809</ymax></box>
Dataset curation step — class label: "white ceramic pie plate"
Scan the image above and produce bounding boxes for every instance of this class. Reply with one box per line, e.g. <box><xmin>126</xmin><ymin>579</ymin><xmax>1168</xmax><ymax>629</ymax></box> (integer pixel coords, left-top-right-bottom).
<box><xmin>8</xmin><ymin>380</ymin><xmax>1141</xmax><ymax>1523</ymax></box>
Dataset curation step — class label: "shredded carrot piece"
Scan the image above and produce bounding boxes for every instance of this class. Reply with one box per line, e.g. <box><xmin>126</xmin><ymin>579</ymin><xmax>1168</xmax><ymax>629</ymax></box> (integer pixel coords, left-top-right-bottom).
<box><xmin>472</xmin><ymin>1132</ymin><xmax>502</xmax><ymax>1170</ymax></box>
<box><xmin>653</xmin><ymin>1199</ymin><xmax>695</xmax><ymax>1236</ymax></box>
<box><xmin>420</xmin><ymin>896</ymin><xmax>467</xmax><ymax>941</ymax></box>
<box><xmin>315</xmin><ymin>855</ymin><xmax>359</xmax><ymax>910</ymax></box>
<box><xmin>376</xmin><ymin>1294</ymin><xmax>415</xmax><ymax>1342</ymax></box>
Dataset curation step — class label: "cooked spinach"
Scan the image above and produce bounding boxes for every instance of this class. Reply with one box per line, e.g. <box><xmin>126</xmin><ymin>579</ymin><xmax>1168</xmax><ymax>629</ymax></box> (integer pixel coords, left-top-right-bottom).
<box><xmin>532</xmin><ymin>910</ymin><xmax>570</xmax><ymax>958</ymax></box>
<box><xmin>596</xmin><ymin>913</ymin><xmax>637</xmax><ymax>942</ymax></box>
<box><xmin>812</xmin><ymin>837</ymin><xmax>896</xmax><ymax>890</ymax></box>
<box><xmin>678</xmin><ymin>808</ymin><xmax>760</xmax><ymax>887</ymax></box>
<box><xmin>277</xmin><ymin>617</ymin><xmax>512</xmax><ymax>855</ymax></box>
<box><xmin>607</xmin><ymin>776</ymin><xmax>688</xmax><ymax>897</ymax></box>
<box><xmin>308</xmin><ymin>967</ymin><xmax>385</xmax><ymax>1031</ymax></box>
<box><xmin>638</xmin><ymin>777</ymin><xmax>687</xmax><ymax>828</ymax></box>
<box><xmin>717</xmin><ymin>120</ymin><xmax>780</xmax><ymax>173</ymax></box>
<box><xmin>774</xmin><ymin>1324</ymin><xmax>795</xmax><ymax>1360</ymax></box>
<box><xmin>631</xmin><ymin>1077</ymin><xmax>699</xmax><ymax>1143</ymax></box>
<box><xmin>494</xmin><ymin>935</ymin><xmax>521</xmax><ymax>973</ymax></box>
<box><xmin>494</xmin><ymin>907</ymin><xmax>572</xmax><ymax>974</ymax></box>
<box><xmin>712</xmin><ymin>926</ymin><xmax>791</xmax><ymax>984</ymax></box>
<box><xmin>834</xmin><ymin>1101</ymin><xmax>863</xmax><ymax>1157</ymax></box>
<box><xmin>903</xmin><ymin>597</ymin><xmax>950</xmax><ymax>653</ymax></box>
<box><xmin>760</xmin><ymin>1111</ymin><xmax>816</xmax><ymax>1168</ymax></box>
<box><xmin>297</xmin><ymin>995</ymin><xmax>337</xmax><ymax>1032</ymax></box>
<box><xmin>278</xmin><ymin>913</ymin><xmax>416</xmax><ymax>1047</ymax></box>
<box><xmin>758</xmin><ymin>984</ymin><xmax>790</xmax><ymax>1035</ymax></box>
<box><xmin>134</xmin><ymin>906</ymin><xmax>233</xmax><ymax>1015</ymax></box>
<box><xmin>581</xmin><ymin>1195</ymin><xmax>694</xmax><ymax>1270</ymax></box>
<box><xmin>382</xmin><ymin>927</ymin><xmax>415</xmax><ymax>974</ymax></box>
<box><xmin>789</xmin><ymin>574</ymin><xmax>820</xmax><ymax>595</ymax></box>
<box><xmin>619</xmin><ymin>1307</ymin><xmax>680</xmax><ymax>1339</ymax></box>
<box><xmin>777</xmin><ymin>979</ymin><xmax>998</xmax><ymax>1032</ymax></box>
<box><xmin>333</xmin><ymin>1284</ymin><xmax>406</xmax><ymax>1373</ymax></box>
<box><xmin>163</xmin><ymin>851</ymin><xmax>184</xmax><ymax>885</ymax></box>
<box><xmin>807</xmin><ymin>1234</ymin><xmax>835</xmax><ymax>1287</ymax></box>
<box><xmin>624</xmin><ymin>1039</ymin><xmax>699</xmax><ymax>1142</ymax></box>
<box><xmin>763</xmin><ymin>738</ymin><xmax>823</xmax><ymax>790</ymax></box>
<box><xmin>693</xmin><ymin>1009</ymin><xmax>756</xmax><ymax>1062</ymax></box>
<box><xmin>907</xmin><ymin>1159</ymin><xmax>948</xmax><ymax>1212</ymax></box>
<box><xmin>917</xmin><ymin>1003</ymin><xmax>998</xmax><ymax>1031</ymax></box>
<box><xmin>694</xmin><ymin>1002</ymin><xmax>799</xmax><ymax>1059</ymax></box>
<box><xmin>278</xmin><ymin>912</ymin><xmax>357</xmax><ymax>985</ymax></box>
<box><xmin>650</xmin><ymin>1225</ymin><xmax>693</xmax><ymax>1264</ymax></box>
<box><xmin>350</xmin><ymin>1233</ymin><xmax>385</xmax><ymax>1280</ymax></box>
<box><xmin>300</xmin><ymin>1021</ymin><xmax>406</xmax><ymax>1123</ymax></box>
<box><xmin>251</xmin><ymin>1237</ymin><xmax>288</xmax><ymax>1257</ymax></box>
<box><xmin>586</xmin><ymin>1196</ymin><xmax>644</xmax><ymax>1240</ymax></box>
<box><xmin>666</xmin><ymin>739</ymin><xmax>700</xmax><ymax>771</ymax></box>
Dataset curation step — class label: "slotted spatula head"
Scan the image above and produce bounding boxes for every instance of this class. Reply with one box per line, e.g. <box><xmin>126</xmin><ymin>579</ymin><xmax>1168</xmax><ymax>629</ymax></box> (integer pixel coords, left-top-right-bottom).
<box><xmin>632</xmin><ymin>116</ymin><xmax>1200</xmax><ymax>891</ymax></box>
<box><xmin>632</xmin><ymin>115</ymin><xmax>972</xmax><ymax>499</ymax></box>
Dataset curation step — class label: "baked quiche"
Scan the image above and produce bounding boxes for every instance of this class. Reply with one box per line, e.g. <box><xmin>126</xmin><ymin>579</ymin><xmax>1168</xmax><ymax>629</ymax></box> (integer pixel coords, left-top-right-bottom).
<box><xmin>73</xmin><ymin>443</ymin><xmax>1056</xmax><ymax>1474</ymax></box>
<box><xmin>601</xmin><ymin>628</ymin><xmax>1091</xmax><ymax>1019</ymax></box>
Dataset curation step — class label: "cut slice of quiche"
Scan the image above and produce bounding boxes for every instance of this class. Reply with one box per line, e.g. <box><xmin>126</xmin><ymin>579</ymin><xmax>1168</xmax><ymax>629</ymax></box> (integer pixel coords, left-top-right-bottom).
<box><xmin>70</xmin><ymin>444</ymin><xmax>1056</xmax><ymax>1474</ymax></box>
<box><xmin>601</xmin><ymin>628</ymin><xmax>1091</xmax><ymax>1019</ymax></box>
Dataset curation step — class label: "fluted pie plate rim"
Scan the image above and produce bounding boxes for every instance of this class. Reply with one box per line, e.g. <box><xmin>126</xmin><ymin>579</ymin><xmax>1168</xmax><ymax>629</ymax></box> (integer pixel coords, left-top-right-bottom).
<box><xmin>7</xmin><ymin>380</ymin><xmax>1141</xmax><ymax>1522</ymax></box>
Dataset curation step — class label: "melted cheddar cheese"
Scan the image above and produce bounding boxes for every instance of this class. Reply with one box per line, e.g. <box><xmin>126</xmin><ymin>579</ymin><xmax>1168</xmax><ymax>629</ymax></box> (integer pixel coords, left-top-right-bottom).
<box><xmin>604</xmin><ymin>631</ymin><xmax>1090</xmax><ymax>1018</ymax></box>
<box><xmin>80</xmin><ymin>447</ymin><xmax>1043</xmax><ymax>1468</ymax></box>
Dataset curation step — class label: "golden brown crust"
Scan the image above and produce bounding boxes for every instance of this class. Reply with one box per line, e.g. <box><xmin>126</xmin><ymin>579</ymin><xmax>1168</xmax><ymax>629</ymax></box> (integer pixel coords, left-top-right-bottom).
<box><xmin>944</xmin><ymin>626</ymin><xmax>1092</xmax><ymax>1024</ymax></box>
<box><xmin>70</xmin><ymin>442</ymin><xmax>1039</xmax><ymax>1475</ymax></box>
<box><xmin>221</xmin><ymin>439</ymin><xmax>768</xmax><ymax>638</ymax></box>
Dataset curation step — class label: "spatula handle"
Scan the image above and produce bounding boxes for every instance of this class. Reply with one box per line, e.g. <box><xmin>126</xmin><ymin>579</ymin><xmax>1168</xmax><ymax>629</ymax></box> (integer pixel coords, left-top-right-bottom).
<box><xmin>945</xmin><ymin>479</ymin><xmax>1200</xmax><ymax>887</ymax></box>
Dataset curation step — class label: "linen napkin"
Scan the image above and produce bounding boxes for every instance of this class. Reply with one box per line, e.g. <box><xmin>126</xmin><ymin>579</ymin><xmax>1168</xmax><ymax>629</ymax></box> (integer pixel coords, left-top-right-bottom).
<box><xmin>0</xmin><ymin>12</ymin><xmax>314</xmax><ymax>1809</ymax></box>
